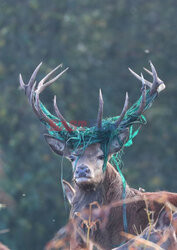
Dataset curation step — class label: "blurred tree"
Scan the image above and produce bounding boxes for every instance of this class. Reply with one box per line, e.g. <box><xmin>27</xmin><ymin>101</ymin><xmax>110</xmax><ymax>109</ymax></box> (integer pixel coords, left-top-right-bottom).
<box><xmin>0</xmin><ymin>0</ymin><xmax>177</xmax><ymax>249</ymax></box>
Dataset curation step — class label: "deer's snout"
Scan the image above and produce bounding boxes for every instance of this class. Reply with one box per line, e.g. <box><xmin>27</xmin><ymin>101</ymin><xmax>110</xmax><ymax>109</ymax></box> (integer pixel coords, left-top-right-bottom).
<box><xmin>75</xmin><ymin>165</ymin><xmax>91</xmax><ymax>179</ymax></box>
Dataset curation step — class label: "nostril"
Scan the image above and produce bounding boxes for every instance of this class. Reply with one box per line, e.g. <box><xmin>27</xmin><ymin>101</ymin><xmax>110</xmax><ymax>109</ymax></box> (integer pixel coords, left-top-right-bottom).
<box><xmin>85</xmin><ymin>168</ymin><xmax>90</xmax><ymax>174</ymax></box>
<box><xmin>75</xmin><ymin>165</ymin><xmax>91</xmax><ymax>177</ymax></box>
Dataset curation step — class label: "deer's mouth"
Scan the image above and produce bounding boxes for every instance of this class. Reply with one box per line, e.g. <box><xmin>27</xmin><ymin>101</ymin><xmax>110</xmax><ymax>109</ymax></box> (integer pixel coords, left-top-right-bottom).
<box><xmin>74</xmin><ymin>165</ymin><xmax>92</xmax><ymax>185</ymax></box>
<box><xmin>75</xmin><ymin>176</ymin><xmax>92</xmax><ymax>185</ymax></box>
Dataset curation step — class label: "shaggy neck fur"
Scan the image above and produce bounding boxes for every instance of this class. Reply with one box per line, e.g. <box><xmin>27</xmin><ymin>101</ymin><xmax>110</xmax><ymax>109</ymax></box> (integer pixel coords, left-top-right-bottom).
<box><xmin>71</xmin><ymin>162</ymin><xmax>137</xmax><ymax>214</ymax></box>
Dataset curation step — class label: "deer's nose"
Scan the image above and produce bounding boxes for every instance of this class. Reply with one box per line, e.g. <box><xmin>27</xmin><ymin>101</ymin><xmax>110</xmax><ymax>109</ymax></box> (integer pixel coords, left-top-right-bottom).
<box><xmin>75</xmin><ymin>165</ymin><xmax>91</xmax><ymax>178</ymax></box>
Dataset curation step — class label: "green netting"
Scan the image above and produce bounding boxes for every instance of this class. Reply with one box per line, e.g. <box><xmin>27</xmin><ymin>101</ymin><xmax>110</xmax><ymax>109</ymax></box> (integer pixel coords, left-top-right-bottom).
<box><xmin>39</xmin><ymin>89</ymin><xmax>157</xmax><ymax>170</ymax></box>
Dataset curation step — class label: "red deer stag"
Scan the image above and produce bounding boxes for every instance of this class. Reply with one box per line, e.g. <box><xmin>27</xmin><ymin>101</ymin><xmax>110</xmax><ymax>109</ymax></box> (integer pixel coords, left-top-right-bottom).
<box><xmin>19</xmin><ymin>62</ymin><xmax>177</xmax><ymax>249</ymax></box>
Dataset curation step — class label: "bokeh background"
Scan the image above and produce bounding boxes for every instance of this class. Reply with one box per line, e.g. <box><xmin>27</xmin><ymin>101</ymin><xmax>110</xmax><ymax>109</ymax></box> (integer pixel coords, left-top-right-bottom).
<box><xmin>0</xmin><ymin>0</ymin><xmax>177</xmax><ymax>249</ymax></box>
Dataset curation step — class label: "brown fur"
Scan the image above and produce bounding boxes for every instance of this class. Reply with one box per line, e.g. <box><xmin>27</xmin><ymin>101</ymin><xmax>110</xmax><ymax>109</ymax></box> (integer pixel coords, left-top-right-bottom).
<box><xmin>65</xmin><ymin>163</ymin><xmax>177</xmax><ymax>249</ymax></box>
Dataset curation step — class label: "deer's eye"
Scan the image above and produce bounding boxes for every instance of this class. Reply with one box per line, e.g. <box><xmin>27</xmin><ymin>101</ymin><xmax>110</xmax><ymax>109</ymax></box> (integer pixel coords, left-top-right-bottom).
<box><xmin>69</xmin><ymin>155</ymin><xmax>76</xmax><ymax>162</ymax></box>
<box><xmin>97</xmin><ymin>155</ymin><xmax>104</xmax><ymax>160</ymax></box>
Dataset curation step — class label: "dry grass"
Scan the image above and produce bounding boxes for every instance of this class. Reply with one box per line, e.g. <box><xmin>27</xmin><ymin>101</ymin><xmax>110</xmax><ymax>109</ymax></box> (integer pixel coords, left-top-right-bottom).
<box><xmin>45</xmin><ymin>193</ymin><xmax>177</xmax><ymax>250</ymax></box>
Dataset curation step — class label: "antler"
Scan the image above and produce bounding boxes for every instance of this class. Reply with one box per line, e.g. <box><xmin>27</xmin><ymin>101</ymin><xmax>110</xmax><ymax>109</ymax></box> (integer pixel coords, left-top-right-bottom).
<box><xmin>97</xmin><ymin>89</ymin><xmax>104</xmax><ymax>129</ymax></box>
<box><xmin>20</xmin><ymin>63</ymin><xmax>106</xmax><ymax>133</ymax></box>
<box><xmin>19</xmin><ymin>63</ymin><xmax>77</xmax><ymax>132</ymax></box>
<box><xmin>136</xmin><ymin>74</ymin><xmax>146</xmax><ymax>115</ymax></box>
<box><xmin>20</xmin><ymin>61</ymin><xmax>165</xmax><ymax>145</ymax></box>
<box><xmin>114</xmin><ymin>61</ymin><xmax>165</xmax><ymax>128</ymax></box>
<box><xmin>115</xmin><ymin>92</ymin><xmax>129</xmax><ymax>127</ymax></box>
<box><xmin>115</xmin><ymin>74</ymin><xmax>146</xmax><ymax>127</ymax></box>
<box><xmin>129</xmin><ymin>61</ymin><xmax>165</xmax><ymax>95</ymax></box>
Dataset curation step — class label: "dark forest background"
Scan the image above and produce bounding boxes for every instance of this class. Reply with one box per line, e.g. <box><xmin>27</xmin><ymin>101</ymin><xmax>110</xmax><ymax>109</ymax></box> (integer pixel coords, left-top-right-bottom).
<box><xmin>0</xmin><ymin>0</ymin><xmax>177</xmax><ymax>249</ymax></box>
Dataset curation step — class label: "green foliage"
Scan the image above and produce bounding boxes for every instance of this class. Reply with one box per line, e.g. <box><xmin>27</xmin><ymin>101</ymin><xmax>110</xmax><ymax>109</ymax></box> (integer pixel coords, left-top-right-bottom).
<box><xmin>0</xmin><ymin>0</ymin><xmax>177</xmax><ymax>249</ymax></box>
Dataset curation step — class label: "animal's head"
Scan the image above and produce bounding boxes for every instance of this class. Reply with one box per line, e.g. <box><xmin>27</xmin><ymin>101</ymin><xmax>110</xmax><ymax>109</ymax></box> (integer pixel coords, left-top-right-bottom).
<box><xmin>19</xmin><ymin>62</ymin><xmax>165</xmax><ymax>188</ymax></box>
<box><xmin>44</xmin><ymin>132</ymin><xmax>128</xmax><ymax>188</ymax></box>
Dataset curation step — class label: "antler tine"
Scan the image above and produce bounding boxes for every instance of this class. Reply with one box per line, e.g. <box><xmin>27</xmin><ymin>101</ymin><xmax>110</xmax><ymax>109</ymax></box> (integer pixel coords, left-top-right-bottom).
<box><xmin>31</xmin><ymin>91</ymin><xmax>41</xmax><ymax>119</ymax></box>
<box><xmin>97</xmin><ymin>89</ymin><xmax>104</xmax><ymax>129</ymax></box>
<box><xmin>136</xmin><ymin>74</ymin><xmax>146</xmax><ymax>115</ymax></box>
<box><xmin>146</xmin><ymin>61</ymin><xmax>165</xmax><ymax>95</ymax></box>
<box><xmin>36</xmin><ymin>66</ymin><xmax>68</xmax><ymax>95</ymax></box>
<box><xmin>115</xmin><ymin>92</ymin><xmax>129</xmax><ymax>127</ymax></box>
<box><xmin>19</xmin><ymin>74</ymin><xmax>25</xmax><ymax>90</ymax></box>
<box><xmin>28</xmin><ymin>62</ymin><xmax>43</xmax><ymax>88</ymax></box>
<box><xmin>19</xmin><ymin>62</ymin><xmax>42</xmax><ymax>104</ymax></box>
<box><xmin>29</xmin><ymin>80</ymin><xmax>37</xmax><ymax>105</ymax></box>
<box><xmin>128</xmin><ymin>68</ymin><xmax>152</xmax><ymax>88</ymax></box>
<box><xmin>53</xmin><ymin>95</ymin><xmax>79</xmax><ymax>131</ymax></box>
<box><xmin>34</xmin><ymin>91</ymin><xmax>62</xmax><ymax>132</ymax></box>
<box><xmin>53</xmin><ymin>95</ymin><xmax>67</xmax><ymax>123</ymax></box>
<box><xmin>143</xmin><ymin>67</ymin><xmax>162</xmax><ymax>81</ymax></box>
<box><xmin>144</xmin><ymin>65</ymin><xmax>164</xmax><ymax>86</ymax></box>
<box><xmin>150</xmin><ymin>61</ymin><xmax>158</xmax><ymax>83</ymax></box>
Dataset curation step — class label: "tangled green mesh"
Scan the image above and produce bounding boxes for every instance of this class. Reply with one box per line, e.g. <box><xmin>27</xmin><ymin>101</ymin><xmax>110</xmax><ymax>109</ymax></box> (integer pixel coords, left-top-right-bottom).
<box><xmin>40</xmin><ymin>89</ymin><xmax>157</xmax><ymax>171</ymax></box>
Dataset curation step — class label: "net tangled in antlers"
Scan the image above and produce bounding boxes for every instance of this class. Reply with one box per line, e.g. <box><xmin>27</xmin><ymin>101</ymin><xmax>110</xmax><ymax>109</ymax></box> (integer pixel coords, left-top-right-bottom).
<box><xmin>41</xmin><ymin>88</ymin><xmax>154</xmax><ymax>171</ymax></box>
<box><xmin>19</xmin><ymin>61</ymin><xmax>165</xmax><ymax>171</ymax></box>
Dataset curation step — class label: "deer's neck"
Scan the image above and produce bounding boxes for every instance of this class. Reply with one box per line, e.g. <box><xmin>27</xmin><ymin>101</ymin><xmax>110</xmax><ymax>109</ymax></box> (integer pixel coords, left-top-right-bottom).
<box><xmin>72</xmin><ymin>162</ymin><xmax>136</xmax><ymax>213</ymax></box>
<box><xmin>103</xmin><ymin>162</ymin><xmax>136</xmax><ymax>203</ymax></box>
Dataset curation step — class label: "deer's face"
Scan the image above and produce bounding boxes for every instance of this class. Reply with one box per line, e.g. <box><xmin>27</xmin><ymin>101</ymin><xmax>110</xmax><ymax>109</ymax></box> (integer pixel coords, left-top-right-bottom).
<box><xmin>68</xmin><ymin>143</ymin><xmax>105</xmax><ymax>187</ymax></box>
<box><xmin>44</xmin><ymin>129</ymin><xmax>129</xmax><ymax>188</ymax></box>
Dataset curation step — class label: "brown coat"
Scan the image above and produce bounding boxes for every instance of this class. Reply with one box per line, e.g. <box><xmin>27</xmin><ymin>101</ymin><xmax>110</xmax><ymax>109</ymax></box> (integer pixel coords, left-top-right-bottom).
<box><xmin>67</xmin><ymin>163</ymin><xmax>177</xmax><ymax>249</ymax></box>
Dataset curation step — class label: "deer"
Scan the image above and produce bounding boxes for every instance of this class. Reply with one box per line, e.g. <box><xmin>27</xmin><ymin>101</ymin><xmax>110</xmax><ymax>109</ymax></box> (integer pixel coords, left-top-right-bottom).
<box><xmin>19</xmin><ymin>61</ymin><xmax>177</xmax><ymax>249</ymax></box>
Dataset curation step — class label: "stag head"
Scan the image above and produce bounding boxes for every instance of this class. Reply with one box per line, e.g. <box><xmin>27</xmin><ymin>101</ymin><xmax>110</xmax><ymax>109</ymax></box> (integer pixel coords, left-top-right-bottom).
<box><xmin>19</xmin><ymin>62</ymin><xmax>165</xmax><ymax>188</ymax></box>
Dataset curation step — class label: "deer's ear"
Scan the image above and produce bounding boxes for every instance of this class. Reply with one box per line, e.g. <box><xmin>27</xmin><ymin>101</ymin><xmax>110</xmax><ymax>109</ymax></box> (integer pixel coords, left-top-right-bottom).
<box><xmin>62</xmin><ymin>180</ymin><xmax>75</xmax><ymax>204</ymax></box>
<box><xmin>155</xmin><ymin>208</ymin><xmax>172</xmax><ymax>229</ymax></box>
<box><xmin>109</xmin><ymin>128</ymin><xmax>129</xmax><ymax>154</ymax></box>
<box><xmin>44</xmin><ymin>134</ymin><xmax>69</xmax><ymax>156</ymax></box>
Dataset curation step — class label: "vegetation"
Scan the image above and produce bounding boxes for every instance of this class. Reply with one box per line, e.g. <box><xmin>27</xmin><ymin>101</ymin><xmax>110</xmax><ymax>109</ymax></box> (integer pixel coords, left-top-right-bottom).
<box><xmin>0</xmin><ymin>0</ymin><xmax>177</xmax><ymax>249</ymax></box>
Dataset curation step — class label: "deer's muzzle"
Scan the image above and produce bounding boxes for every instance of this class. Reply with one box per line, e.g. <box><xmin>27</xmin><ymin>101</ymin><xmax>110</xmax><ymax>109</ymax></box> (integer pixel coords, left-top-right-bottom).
<box><xmin>74</xmin><ymin>165</ymin><xmax>92</xmax><ymax>184</ymax></box>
